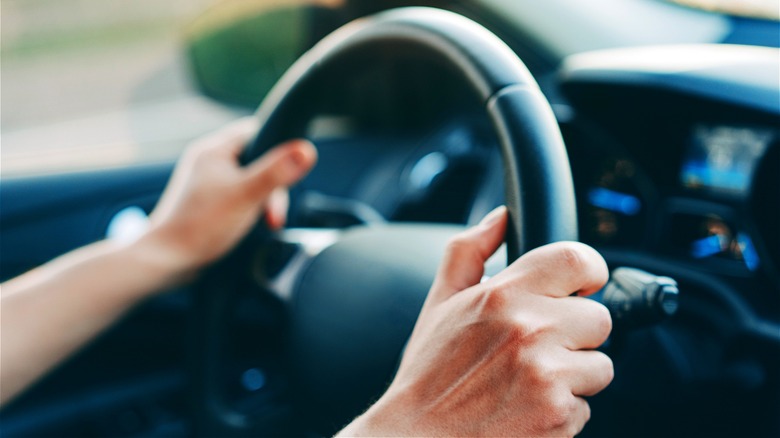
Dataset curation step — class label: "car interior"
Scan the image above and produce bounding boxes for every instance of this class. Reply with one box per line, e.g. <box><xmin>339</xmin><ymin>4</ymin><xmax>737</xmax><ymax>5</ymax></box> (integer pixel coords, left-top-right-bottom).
<box><xmin>1</xmin><ymin>0</ymin><xmax>779</xmax><ymax>437</ymax></box>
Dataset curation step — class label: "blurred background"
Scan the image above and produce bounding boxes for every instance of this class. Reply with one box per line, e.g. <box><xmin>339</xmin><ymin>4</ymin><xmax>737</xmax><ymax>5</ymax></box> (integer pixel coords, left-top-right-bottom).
<box><xmin>1</xmin><ymin>0</ymin><xmax>777</xmax><ymax>177</ymax></box>
<box><xmin>1</xmin><ymin>0</ymin><xmax>247</xmax><ymax>176</ymax></box>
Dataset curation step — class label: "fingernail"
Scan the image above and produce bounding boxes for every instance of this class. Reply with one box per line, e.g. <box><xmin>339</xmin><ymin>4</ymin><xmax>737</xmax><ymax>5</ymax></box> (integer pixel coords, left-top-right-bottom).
<box><xmin>479</xmin><ymin>205</ymin><xmax>506</xmax><ymax>227</ymax></box>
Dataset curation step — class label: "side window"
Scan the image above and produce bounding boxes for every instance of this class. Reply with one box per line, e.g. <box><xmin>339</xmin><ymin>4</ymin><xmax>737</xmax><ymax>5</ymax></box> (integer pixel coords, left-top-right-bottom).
<box><xmin>1</xmin><ymin>0</ymin><xmax>346</xmax><ymax>177</ymax></box>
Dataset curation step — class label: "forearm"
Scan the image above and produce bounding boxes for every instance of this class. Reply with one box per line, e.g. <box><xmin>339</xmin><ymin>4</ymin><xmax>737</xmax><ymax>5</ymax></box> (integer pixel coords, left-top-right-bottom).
<box><xmin>0</xmin><ymin>231</ymin><xmax>186</xmax><ymax>405</ymax></box>
<box><xmin>0</xmin><ymin>126</ymin><xmax>316</xmax><ymax>407</ymax></box>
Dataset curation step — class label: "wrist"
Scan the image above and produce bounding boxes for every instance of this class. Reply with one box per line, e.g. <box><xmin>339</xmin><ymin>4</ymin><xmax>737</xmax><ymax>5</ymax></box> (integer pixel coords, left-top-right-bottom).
<box><xmin>127</xmin><ymin>227</ymin><xmax>200</xmax><ymax>290</ymax></box>
<box><xmin>336</xmin><ymin>387</ymin><xmax>424</xmax><ymax>437</ymax></box>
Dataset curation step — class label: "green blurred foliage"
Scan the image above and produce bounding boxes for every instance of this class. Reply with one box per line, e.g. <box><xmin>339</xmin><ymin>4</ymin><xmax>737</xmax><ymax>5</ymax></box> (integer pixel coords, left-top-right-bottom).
<box><xmin>187</xmin><ymin>6</ymin><xmax>309</xmax><ymax>107</ymax></box>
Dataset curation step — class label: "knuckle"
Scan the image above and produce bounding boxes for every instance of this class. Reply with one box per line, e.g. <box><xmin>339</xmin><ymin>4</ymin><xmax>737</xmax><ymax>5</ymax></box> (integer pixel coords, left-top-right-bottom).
<box><xmin>543</xmin><ymin>394</ymin><xmax>578</xmax><ymax>431</ymax></box>
<box><xmin>522</xmin><ymin>354</ymin><xmax>558</xmax><ymax>389</ymax></box>
<box><xmin>443</xmin><ymin>232</ymin><xmax>483</xmax><ymax>272</ymax></box>
<box><xmin>507</xmin><ymin>314</ymin><xmax>551</xmax><ymax>356</ymax></box>
<box><xmin>554</xmin><ymin>241</ymin><xmax>608</xmax><ymax>282</ymax></box>
<box><xmin>249</xmin><ymin>168</ymin><xmax>287</xmax><ymax>199</ymax></box>
<box><xmin>445</xmin><ymin>233</ymin><xmax>472</xmax><ymax>257</ymax></box>
<box><xmin>592</xmin><ymin>302</ymin><xmax>613</xmax><ymax>341</ymax></box>
<box><xmin>582</xmin><ymin>400</ymin><xmax>592</xmax><ymax>423</ymax></box>
<box><xmin>238</xmin><ymin>178</ymin><xmax>261</xmax><ymax>200</ymax></box>
<box><xmin>473</xmin><ymin>286</ymin><xmax>509</xmax><ymax>316</ymax></box>
<box><xmin>557</xmin><ymin>242</ymin><xmax>589</xmax><ymax>273</ymax></box>
<box><xmin>601</xmin><ymin>353</ymin><xmax>616</xmax><ymax>386</ymax></box>
<box><xmin>252</xmin><ymin>167</ymin><xmax>275</xmax><ymax>188</ymax></box>
<box><xmin>587</xmin><ymin>351</ymin><xmax>615</xmax><ymax>393</ymax></box>
<box><xmin>566</xmin><ymin>400</ymin><xmax>590</xmax><ymax>437</ymax></box>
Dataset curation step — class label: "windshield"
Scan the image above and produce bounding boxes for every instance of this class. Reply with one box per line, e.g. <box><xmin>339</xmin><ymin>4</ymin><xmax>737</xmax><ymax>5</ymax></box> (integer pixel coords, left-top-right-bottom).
<box><xmin>1</xmin><ymin>0</ymin><xmax>247</xmax><ymax>177</ymax></box>
<box><xmin>477</xmin><ymin>0</ymin><xmax>777</xmax><ymax>59</ymax></box>
<box><xmin>668</xmin><ymin>0</ymin><xmax>780</xmax><ymax>20</ymax></box>
<box><xmin>2</xmin><ymin>0</ymin><xmax>776</xmax><ymax>177</ymax></box>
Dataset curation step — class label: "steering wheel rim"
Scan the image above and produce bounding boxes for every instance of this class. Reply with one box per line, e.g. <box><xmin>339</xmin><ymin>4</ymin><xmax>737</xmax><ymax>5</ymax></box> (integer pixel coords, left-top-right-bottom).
<box><xmin>243</xmin><ymin>7</ymin><xmax>577</xmax><ymax>260</ymax></box>
<box><xmin>191</xmin><ymin>7</ymin><xmax>577</xmax><ymax>436</ymax></box>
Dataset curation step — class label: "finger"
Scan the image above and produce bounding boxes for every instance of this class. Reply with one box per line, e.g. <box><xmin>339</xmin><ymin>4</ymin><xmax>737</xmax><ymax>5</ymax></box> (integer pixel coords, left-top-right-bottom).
<box><xmin>497</xmin><ymin>241</ymin><xmax>608</xmax><ymax>298</ymax></box>
<box><xmin>219</xmin><ymin>117</ymin><xmax>261</xmax><ymax>156</ymax></box>
<box><xmin>429</xmin><ymin>206</ymin><xmax>507</xmax><ymax>304</ymax></box>
<box><xmin>264</xmin><ymin>187</ymin><xmax>290</xmax><ymax>230</ymax></box>
<box><xmin>195</xmin><ymin>117</ymin><xmax>260</xmax><ymax>158</ymax></box>
<box><xmin>243</xmin><ymin>139</ymin><xmax>318</xmax><ymax>201</ymax></box>
<box><xmin>554</xmin><ymin>296</ymin><xmax>612</xmax><ymax>350</ymax></box>
<box><xmin>565</xmin><ymin>396</ymin><xmax>592</xmax><ymax>437</ymax></box>
<box><xmin>566</xmin><ymin>350</ymin><xmax>614</xmax><ymax>397</ymax></box>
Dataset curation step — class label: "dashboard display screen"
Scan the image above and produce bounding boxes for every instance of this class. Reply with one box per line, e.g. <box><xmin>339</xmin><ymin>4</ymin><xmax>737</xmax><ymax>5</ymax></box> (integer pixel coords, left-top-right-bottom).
<box><xmin>680</xmin><ymin>125</ymin><xmax>773</xmax><ymax>195</ymax></box>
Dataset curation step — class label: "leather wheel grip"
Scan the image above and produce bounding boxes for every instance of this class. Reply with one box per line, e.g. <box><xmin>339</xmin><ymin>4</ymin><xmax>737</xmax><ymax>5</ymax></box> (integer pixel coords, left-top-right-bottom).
<box><xmin>192</xmin><ymin>7</ymin><xmax>577</xmax><ymax>436</ymax></box>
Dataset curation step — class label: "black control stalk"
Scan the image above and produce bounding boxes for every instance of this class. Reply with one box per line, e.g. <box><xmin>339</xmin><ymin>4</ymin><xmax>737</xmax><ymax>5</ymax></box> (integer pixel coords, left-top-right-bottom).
<box><xmin>592</xmin><ymin>267</ymin><xmax>679</xmax><ymax>330</ymax></box>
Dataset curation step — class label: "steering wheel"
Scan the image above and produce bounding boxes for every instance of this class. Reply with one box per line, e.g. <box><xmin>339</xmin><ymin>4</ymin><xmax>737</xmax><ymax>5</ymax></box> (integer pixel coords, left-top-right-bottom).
<box><xmin>190</xmin><ymin>7</ymin><xmax>577</xmax><ymax>436</ymax></box>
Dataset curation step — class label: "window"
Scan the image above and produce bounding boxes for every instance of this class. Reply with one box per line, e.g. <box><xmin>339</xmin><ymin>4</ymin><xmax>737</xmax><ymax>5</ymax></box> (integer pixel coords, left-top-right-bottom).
<box><xmin>667</xmin><ymin>0</ymin><xmax>780</xmax><ymax>20</ymax></box>
<box><xmin>1</xmin><ymin>0</ymin><xmax>248</xmax><ymax>177</ymax></box>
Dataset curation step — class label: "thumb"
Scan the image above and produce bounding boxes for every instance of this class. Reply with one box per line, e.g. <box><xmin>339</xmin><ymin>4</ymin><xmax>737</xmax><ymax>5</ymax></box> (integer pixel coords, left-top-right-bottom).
<box><xmin>429</xmin><ymin>206</ymin><xmax>508</xmax><ymax>304</ymax></box>
<box><xmin>243</xmin><ymin>139</ymin><xmax>318</xmax><ymax>200</ymax></box>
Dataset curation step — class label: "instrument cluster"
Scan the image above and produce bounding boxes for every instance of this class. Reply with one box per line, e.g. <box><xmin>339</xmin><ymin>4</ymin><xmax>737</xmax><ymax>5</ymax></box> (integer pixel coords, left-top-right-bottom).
<box><xmin>566</xmin><ymin>119</ymin><xmax>778</xmax><ymax>283</ymax></box>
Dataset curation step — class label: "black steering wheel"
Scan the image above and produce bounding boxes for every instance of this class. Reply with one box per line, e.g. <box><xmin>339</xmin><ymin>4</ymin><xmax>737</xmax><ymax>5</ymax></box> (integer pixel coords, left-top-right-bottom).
<box><xmin>190</xmin><ymin>7</ymin><xmax>577</xmax><ymax>436</ymax></box>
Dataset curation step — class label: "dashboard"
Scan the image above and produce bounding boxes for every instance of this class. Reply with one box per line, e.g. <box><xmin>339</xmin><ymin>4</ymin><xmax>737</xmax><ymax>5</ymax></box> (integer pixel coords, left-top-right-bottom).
<box><xmin>290</xmin><ymin>44</ymin><xmax>779</xmax><ymax>297</ymax></box>
<box><xmin>571</xmin><ymin>121</ymin><xmax>774</xmax><ymax>273</ymax></box>
<box><xmin>559</xmin><ymin>45</ymin><xmax>780</xmax><ymax>295</ymax></box>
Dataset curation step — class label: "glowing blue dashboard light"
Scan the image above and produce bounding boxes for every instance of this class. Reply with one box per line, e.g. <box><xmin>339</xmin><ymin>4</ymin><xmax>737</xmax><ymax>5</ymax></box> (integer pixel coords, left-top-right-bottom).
<box><xmin>737</xmin><ymin>233</ymin><xmax>760</xmax><ymax>272</ymax></box>
<box><xmin>106</xmin><ymin>206</ymin><xmax>149</xmax><ymax>244</ymax></box>
<box><xmin>241</xmin><ymin>368</ymin><xmax>267</xmax><ymax>392</ymax></box>
<box><xmin>587</xmin><ymin>187</ymin><xmax>641</xmax><ymax>216</ymax></box>
<box><xmin>691</xmin><ymin>234</ymin><xmax>725</xmax><ymax>259</ymax></box>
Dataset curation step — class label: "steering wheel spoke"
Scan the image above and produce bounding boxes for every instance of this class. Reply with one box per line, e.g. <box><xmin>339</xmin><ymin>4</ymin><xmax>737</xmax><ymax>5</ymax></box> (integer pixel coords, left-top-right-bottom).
<box><xmin>259</xmin><ymin>228</ymin><xmax>344</xmax><ymax>301</ymax></box>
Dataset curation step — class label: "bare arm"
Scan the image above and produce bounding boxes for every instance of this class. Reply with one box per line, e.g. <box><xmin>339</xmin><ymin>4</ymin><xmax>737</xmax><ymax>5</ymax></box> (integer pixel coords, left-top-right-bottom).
<box><xmin>0</xmin><ymin>118</ymin><xmax>317</xmax><ymax>405</ymax></box>
<box><xmin>1</xmin><ymin>233</ymin><xmax>188</xmax><ymax>405</ymax></box>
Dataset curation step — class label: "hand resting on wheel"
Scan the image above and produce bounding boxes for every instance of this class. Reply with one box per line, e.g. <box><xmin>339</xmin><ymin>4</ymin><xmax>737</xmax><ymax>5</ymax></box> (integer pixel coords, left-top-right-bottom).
<box><xmin>339</xmin><ymin>206</ymin><xmax>613</xmax><ymax>437</ymax></box>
